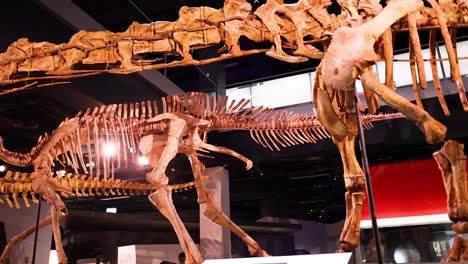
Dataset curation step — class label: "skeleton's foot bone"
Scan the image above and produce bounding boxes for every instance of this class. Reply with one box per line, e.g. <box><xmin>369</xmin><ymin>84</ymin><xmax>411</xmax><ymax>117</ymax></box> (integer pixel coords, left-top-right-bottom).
<box><xmin>442</xmin><ymin>236</ymin><xmax>468</xmax><ymax>262</ymax></box>
<box><xmin>202</xmin><ymin>191</ymin><xmax>269</xmax><ymax>257</ymax></box>
<box><xmin>339</xmin><ymin>192</ymin><xmax>365</xmax><ymax>252</ymax></box>
<box><xmin>360</xmin><ymin>70</ymin><xmax>446</xmax><ymax>144</ymax></box>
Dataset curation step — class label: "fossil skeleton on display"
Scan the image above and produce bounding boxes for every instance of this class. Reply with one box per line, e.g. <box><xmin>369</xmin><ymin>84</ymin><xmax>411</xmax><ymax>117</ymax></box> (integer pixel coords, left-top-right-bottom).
<box><xmin>0</xmin><ymin>0</ymin><xmax>466</xmax><ymax>113</ymax></box>
<box><xmin>0</xmin><ymin>92</ymin><xmax>402</xmax><ymax>264</ymax></box>
<box><xmin>0</xmin><ymin>169</ymin><xmax>208</xmax><ymax>264</ymax></box>
<box><xmin>0</xmin><ymin>0</ymin><xmax>468</xmax><ymax>261</ymax></box>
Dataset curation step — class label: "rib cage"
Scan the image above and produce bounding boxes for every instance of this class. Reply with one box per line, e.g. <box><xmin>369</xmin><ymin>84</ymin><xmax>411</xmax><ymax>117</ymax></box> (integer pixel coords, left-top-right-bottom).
<box><xmin>0</xmin><ymin>92</ymin><xmax>404</xmax><ymax>183</ymax></box>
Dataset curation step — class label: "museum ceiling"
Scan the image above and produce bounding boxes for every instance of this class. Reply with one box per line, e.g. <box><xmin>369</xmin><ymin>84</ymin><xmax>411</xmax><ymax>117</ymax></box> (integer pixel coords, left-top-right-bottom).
<box><xmin>0</xmin><ymin>0</ymin><xmax>467</xmax><ymax>227</ymax></box>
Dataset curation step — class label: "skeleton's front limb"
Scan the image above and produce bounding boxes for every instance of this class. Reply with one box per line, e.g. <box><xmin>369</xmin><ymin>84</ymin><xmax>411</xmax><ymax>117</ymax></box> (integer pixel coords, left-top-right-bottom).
<box><xmin>143</xmin><ymin>118</ymin><xmax>202</xmax><ymax>263</ymax></box>
<box><xmin>31</xmin><ymin>167</ymin><xmax>69</xmax><ymax>264</ymax></box>
<box><xmin>149</xmin><ymin>185</ymin><xmax>203</xmax><ymax>264</ymax></box>
<box><xmin>334</xmin><ymin>113</ymin><xmax>366</xmax><ymax>252</ymax></box>
<box><xmin>51</xmin><ymin>203</ymin><xmax>67</xmax><ymax>264</ymax></box>
<box><xmin>188</xmin><ymin>153</ymin><xmax>268</xmax><ymax>257</ymax></box>
<box><xmin>313</xmin><ymin>66</ymin><xmax>348</xmax><ymax>141</ymax></box>
<box><xmin>360</xmin><ymin>69</ymin><xmax>446</xmax><ymax>144</ymax></box>
<box><xmin>442</xmin><ymin>235</ymin><xmax>468</xmax><ymax>262</ymax></box>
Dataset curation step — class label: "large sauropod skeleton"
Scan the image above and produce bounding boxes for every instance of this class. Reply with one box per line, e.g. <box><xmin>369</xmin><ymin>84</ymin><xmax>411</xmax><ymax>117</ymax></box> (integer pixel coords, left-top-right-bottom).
<box><xmin>0</xmin><ymin>0</ymin><xmax>466</xmax><ymax>114</ymax></box>
<box><xmin>0</xmin><ymin>92</ymin><xmax>401</xmax><ymax>263</ymax></box>
<box><xmin>315</xmin><ymin>0</ymin><xmax>453</xmax><ymax>252</ymax></box>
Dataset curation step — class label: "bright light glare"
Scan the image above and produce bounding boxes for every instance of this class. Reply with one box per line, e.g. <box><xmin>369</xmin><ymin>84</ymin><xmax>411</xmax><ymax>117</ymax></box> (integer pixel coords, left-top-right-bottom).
<box><xmin>394</xmin><ymin>248</ymin><xmax>408</xmax><ymax>263</ymax></box>
<box><xmin>85</xmin><ymin>162</ymin><xmax>95</xmax><ymax>168</ymax></box>
<box><xmin>49</xmin><ymin>250</ymin><xmax>58</xmax><ymax>264</ymax></box>
<box><xmin>58</xmin><ymin>170</ymin><xmax>66</xmax><ymax>177</ymax></box>
<box><xmin>103</xmin><ymin>143</ymin><xmax>116</xmax><ymax>156</ymax></box>
<box><xmin>106</xmin><ymin>207</ymin><xmax>117</xmax><ymax>213</ymax></box>
<box><xmin>138</xmin><ymin>156</ymin><xmax>149</xmax><ymax>166</ymax></box>
<box><xmin>0</xmin><ymin>165</ymin><xmax>6</xmax><ymax>172</ymax></box>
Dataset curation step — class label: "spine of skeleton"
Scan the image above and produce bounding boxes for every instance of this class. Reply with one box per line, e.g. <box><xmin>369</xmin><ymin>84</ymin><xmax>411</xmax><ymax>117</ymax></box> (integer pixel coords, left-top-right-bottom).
<box><xmin>0</xmin><ymin>170</ymin><xmax>213</xmax><ymax>209</ymax></box>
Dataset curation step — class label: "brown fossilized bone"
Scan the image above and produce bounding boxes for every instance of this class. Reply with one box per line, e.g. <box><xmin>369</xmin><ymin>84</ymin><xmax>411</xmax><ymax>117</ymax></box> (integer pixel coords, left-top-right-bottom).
<box><xmin>0</xmin><ymin>0</ymin><xmax>466</xmax><ymax>114</ymax></box>
<box><xmin>3</xmin><ymin>0</ymin><xmax>468</xmax><ymax>256</ymax></box>
<box><xmin>316</xmin><ymin>0</ymin><xmax>453</xmax><ymax>252</ymax></box>
<box><xmin>433</xmin><ymin>140</ymin><xmax>468</xmax><ymax>263</ymax></box>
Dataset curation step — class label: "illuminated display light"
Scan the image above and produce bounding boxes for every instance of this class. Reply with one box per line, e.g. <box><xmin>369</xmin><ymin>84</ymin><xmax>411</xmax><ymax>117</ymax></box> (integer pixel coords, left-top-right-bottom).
<box><xmin>106</xmin><ymin>207</ymin><xmax>117</xmax><ymax>213</ymax></box>
<box><xmin>103</xmin><ymin>143</ymin><xmax>117</xmax><ymax>156</ymax></box>
<box><xmin>138</xmin><ymin>156</ymin><xmax>149</xmax><ymax>166</ymax></box>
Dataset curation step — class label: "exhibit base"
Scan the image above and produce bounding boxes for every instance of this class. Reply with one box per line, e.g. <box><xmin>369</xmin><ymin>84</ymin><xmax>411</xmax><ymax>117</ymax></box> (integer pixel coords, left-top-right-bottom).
<box><xmin>118</xmin><ymin>244</ymin><xmax>190</xmax><ymax>264</ymax></box>
<box><xmin>203</xmin><ymin>252</ymin><xmax>352</xmax><ymax>264</ymax></box>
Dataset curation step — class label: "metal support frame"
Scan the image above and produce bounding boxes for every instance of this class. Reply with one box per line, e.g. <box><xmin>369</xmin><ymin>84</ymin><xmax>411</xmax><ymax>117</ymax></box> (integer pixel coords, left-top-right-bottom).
<box><xmin>354</xmin><ymin>95</ymin><xmax>383</xmax><ymax>264</ymax></box>
<box><xmin>31</xmin><ymin>197</ymin><xmax>42</xmax><ymax>264</ymax></box>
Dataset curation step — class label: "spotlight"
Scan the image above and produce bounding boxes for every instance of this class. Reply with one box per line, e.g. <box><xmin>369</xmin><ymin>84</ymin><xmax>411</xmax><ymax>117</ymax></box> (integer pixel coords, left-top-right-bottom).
<box><xmin>0</xmin><ymin>165</ymin><xmax>6</xmax><ymax>172</ymax></box>
<box><xmin>106</xmin><ymin>207</ymin><xmax>117</xmax><ymax>214</ymax></box>
<box><xmin>58</xmin><ymin>170</ymin><xmax>66</xmax><ymax>176</ymax></box>
<box><xmin>103</xmin><ymin>143</ymin><xmax>116</xmax><ymax>157</ymax></box>
<box><xmin>138</xmin><ymin>156</ymin><xmax>149</xmax><ymax>166</ymax></box>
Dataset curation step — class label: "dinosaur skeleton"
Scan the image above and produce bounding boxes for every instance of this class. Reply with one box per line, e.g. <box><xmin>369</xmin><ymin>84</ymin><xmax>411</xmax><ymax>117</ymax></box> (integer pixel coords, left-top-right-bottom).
<box><xmin>0</xmin><ymin>170</ymin><xmax>210</xmax><ymax>264</ymax></box>
<box><xmin>0</xmin><ymin>0</ymin><xmax>466</xmax><ymax>114</ymax></box>
<box><xmin>0</xmin><ymin>92</ymin><xmax>401</xmax><ymax>263</ymax></box>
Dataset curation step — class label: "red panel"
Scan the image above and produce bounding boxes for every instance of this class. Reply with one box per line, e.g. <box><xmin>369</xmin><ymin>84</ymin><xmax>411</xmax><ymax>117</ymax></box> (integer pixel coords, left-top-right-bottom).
<box><xmin>361</xmin><ymin>159</ymin><xmax>450</xmax><ymax>220</ymax></box>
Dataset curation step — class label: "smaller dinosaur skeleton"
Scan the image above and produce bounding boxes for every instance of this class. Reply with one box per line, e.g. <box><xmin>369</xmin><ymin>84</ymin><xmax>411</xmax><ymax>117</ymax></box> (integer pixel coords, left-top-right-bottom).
<box><xmin>434</xmin><ymin>140</ymin><xmax>468</xmax><ymax>262</ymax></box>
<box><xmin>0</xmin><ymin>92</ymin><xmax>403</xmax><ymax>263</ymax></box>
<box><xmin>0</xmin><ymin>169</ymin><xmax>214</xmax><ymax>264</ymax></box>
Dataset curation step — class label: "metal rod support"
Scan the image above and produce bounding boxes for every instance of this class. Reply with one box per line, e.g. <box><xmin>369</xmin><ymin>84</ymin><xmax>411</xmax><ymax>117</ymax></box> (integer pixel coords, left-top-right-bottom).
<box><xmin>354</xmin><ymin>95</ymin><xmax>383</xmax><ymax>264</ymax></box>
<box><xmin>32</xmin><ymin>196</ymin><xmax>42</xmax><ymax>264</ymax></box>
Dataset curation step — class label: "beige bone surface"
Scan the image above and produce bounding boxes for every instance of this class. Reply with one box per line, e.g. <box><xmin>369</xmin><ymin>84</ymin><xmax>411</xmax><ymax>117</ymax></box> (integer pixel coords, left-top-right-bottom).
<box><xmin>318</xmin><ymin>0</ymin><xmax>449</xmax><ymax>252</ymax></box>
<box><xmin>0</xmin><ymin>91</ymin><xmax>420</xmax><ymax>260</ymax></box>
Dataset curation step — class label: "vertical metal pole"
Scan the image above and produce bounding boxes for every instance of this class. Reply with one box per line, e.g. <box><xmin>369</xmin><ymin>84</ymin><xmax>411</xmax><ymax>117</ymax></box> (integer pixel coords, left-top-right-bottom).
<box><xmin>31</xmin><ymin>197</ymin><xmax>42</xmax><ymax>264</ymax></box>
<box><xmin>354</xmin><ymin>95</ymin><xmax>383</xmax><ymax>264</ymax></box>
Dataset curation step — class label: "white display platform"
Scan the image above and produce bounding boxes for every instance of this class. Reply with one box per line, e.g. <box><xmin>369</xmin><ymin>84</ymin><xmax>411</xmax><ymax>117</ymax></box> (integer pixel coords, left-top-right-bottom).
<box><xmin>203</xmin><ymin>252</ymin><xmax>352</xmax><ymax>264</ymax></box>
<box><xmin>118</xmin><ymin>244</ymin><xmax>193</xmax><ymax>264</ymax></box>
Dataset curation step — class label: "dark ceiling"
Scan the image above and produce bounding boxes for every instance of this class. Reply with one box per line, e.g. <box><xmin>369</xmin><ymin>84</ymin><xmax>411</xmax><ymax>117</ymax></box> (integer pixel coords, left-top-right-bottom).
<box><xmin>0</xmin><ymin>0</ymin><xmax>467</xmax><ymax>229</ymax></box>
